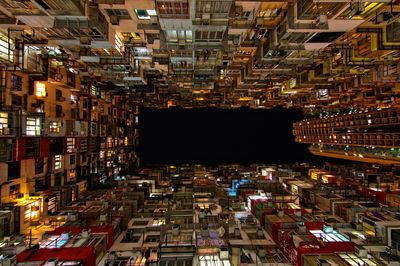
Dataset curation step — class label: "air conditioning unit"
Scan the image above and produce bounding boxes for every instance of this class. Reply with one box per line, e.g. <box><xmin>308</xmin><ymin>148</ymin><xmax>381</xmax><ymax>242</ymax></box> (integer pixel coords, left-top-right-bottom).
<box><xmin>317</xmin><ymin>259</ymin><xmax>330</xmax><ymax>266</ymax></box>
<box><xmin>203</xmin><ymin>3</ymin><xmax>211</xmax><ymax>12</ymax></box>
<box><xmin>109</xmin><ymin>14</ymin><xmax>119</xmax><ymax>25</ymax></box>
<box><xmin>178</xmin><ymin>39</ymin><xmax>186</xmax><ymax>47</ymax></box>
<box><xmin>355</xmin><ymin>246</ymin><xmax>368</xmax><ymax>258</ymax></box>
<box><xmin>150</xmin><ymin>16</ymin><xmax>158</xmax><ymax>25</ymax></box>
<box><xmin>80</xmin><ymin>37</ymin><xmax>91</xmax><ymax>45</ymax></box>
<box><xmin>1</xmin><ymin>255</ymin><xmax>16</xmax><ymax>266</ymax></box>
<box><xmin>220</xmin><ymin>247</ymin><xmax>229</xmax><ymax>259</ymax></box>
<box><xmin>349</xmin><ymin>1</ymin><xmax>365</xmax><ymax>17</ymax></box>
<box><xmin>202</xmin><ymin>13</ymin><xmax>210</xmax><ymax>20</ymax></box>
<box><xmin>55</xmin><ymin>73</ymin><xmax>63</xmax><ymax>81</ymax></box>
<box><xmin>316</xmin><ymin>15</ymin><xmax>328</xmax><ymax>27</ymax></box>
<box><xmin>45</xmin><ymin>258</ymin><xmax>59</xmax><ymax>266</ymax></box>
<box><xmin>99</xmin><ymin>214</ymin><xmax>107</xmax><ymax>222</ymax></box>
<box><xmin>58</xmin><ymin>96</ymin><xmax>66</xmax><ymax>102</ymax></box>
<box><xmin>235</xmin><ymin>6</ymin><xmax>243</xmax><ymax>15</ymax></box>
<box><xmin>147</xmin><ymin>35</ymin><xmax>154</xmax><ymax>44</ymax></box>
<box><xmin>233</xmin><ymin>36</ymin><xmax>240</xmax><ymax>45</ymax></box>
<box><xmin>375</xmin><ymin>13</ymin><xmax>385</xmax><ymax>24</ymax></box>
<box><xmin>256</xmin><ymin>17</ymin><xmax>264</xmax><ymax>26</ymax></box>
<box><xmin>2</xmin><ymin>127</ymin><xmax>10</xmax><ymax>135</ymax></box>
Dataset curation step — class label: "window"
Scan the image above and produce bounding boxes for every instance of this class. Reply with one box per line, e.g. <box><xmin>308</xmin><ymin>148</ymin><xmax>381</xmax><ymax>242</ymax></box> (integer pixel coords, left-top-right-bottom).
<box><xmin>9</xmin><ymin>184</ymin><xmax>20</xmax><ymax>198</ymax></box>
<box><xmin>166</xmin><ymin>30</ymin><xmax>192</xmax><ymax>42</ymax></box>
<box><xmin>195</xmin><ymin>31</ymin><xmax>224</xmax><ymax>41</ymax></box>
<box><xmin>66</xmin><ymin>71</ymin><xmax>75</xmax><ymax>87</ymax></box>
<box><xmin>25</xmin><ymin>138</ymin><xmax>40</xmax><ymax>157</ymax></box>
<box><xmin>91</xmin><ymin>85</ymin><xmax>97</xmax><ymax>96</ymax></box>
<box><xmin>35</xmin><ymin>81</ymin><xmax>46</xmax><ymax>97</ymax></box>
<box><xmin>54</xmin><ymin>155</ymin><xmax>62</xmax><ymax>170</ymax></box>
<box><xmin>56</xmin><ymin>89</ymin><xmax>63</xmax><ymax>101</ymax></box>
<box><xmin>70</xmin><ymin>154</ymin><xmax>76</xmax><ymax>166</ymax></box>
<box><xmin>107</xmin><ymin>137</ymin><xmax>113</xmax><ymax>148</ymax></box>
<box><xmin>80</xmin><ymin>138</ymin><xmax>88</xmax><ymax>152</ymax></box>
<box><xmin>91</xmin><ymin>122</ymin><xmax>97</xmax><ymax>136</ymax></box>
<box><xmin>106</xmin><ymin>9</ymin><xmax>131</xmax><ymax>20</ymax></box>
<box><xmin>81</xmin><ymin>154</ymin><xmax>87</xmax><ymax>163</ymax></box>
<box><xmin>26</xmin><ymin>117</ymin><xmax>41</xmax><ymax>136</ymax></box>
<box><xmin>0</xmin><ymin>112</ymin><xmax>9</xmax><ymax>135</ymax></box>
<box><xmin>11</xmin><ymin>74</ymin><xmax>22</xmax><ymax>91</ymax></box>
<box><xmin>54</xmin><ymin>172</ymin><xmax>62</xmax><ymax>186</ymax></box>
<box><xmin>67</xmin><ymin>138</ymin><xmax>75</xmax><ymax>153</ymax></box>
<box><xmin>157</xmin><ymin>1</ymin><xmax>189</xmax><ymax>18</ymax></box>
<box><xmin>49</xmin><ymin>121</ymin><xmax>61</xmax><ymax>133</ymax></box>
<box><xmin>35</xmin><ymin>157</ymin><xmax>44</xmax><ymax>175</ymax></box>
<box><xmin>0</xmin><ymin>32</ymin><xmax>13</xmax><ymax>62</ymax></box>
<box><xmin>56</xmin><ymin>105</ymin><xmax>63</xmax><ymax>117</ymax></box>
<box><xmin>134</xmin><ymin>9</ymin><xmax>157</xmax><ymax>19</ymax></box>
<box><xmin>11</xmin><ymin>95</ymin><xmax>22</xmax><ymax>106</ymax></box>
<box><xmin>7</xmin><ymin>162</ymin><xmax>20</xmax><ymax>180</ymax></box>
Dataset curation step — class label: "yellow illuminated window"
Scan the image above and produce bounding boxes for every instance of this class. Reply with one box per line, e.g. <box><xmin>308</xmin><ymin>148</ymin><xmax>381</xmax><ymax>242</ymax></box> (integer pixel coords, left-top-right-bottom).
<box><xmin>0</xmin><ymin>112</ymin><xmax>8</xmax><ymax>135</ymax></box>
<box><xmin>67</xmin><ymin>138</ymin><xmax>75</xmax><ymax>152</ymax></box>
<box><xmin>49</xmin><ymin>121</ymin><xmax>61</xmax><ymax>133</ymax></box>
<box><xmin>107</xmin><ymin>137</ymin><xmax>113</xmax><ymax>148</ymax></box>
<box><xmin>0</xmin><ymin>32</ymin><xmax>13</xmax><ymax>61</ymax></box>
<box><xmin>35</xmin><ymin>82</ymin><xmax>46</xmax><ymax>97</ymax></box>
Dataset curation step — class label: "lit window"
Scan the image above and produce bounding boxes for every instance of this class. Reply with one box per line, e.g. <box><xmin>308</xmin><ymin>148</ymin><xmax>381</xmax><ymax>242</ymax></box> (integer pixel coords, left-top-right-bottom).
<box><xmin>99</xmin><ymin>151</ymin><xmax>105</xmax><ymax>159</ymax></box>
<box><xmin>67</xmin><ymin>138</ymin><xmax>75</xmax><ymax>153</ymax></box>
<box><xmin>26</xmin><ymin>117</ymin><xmax>41</xmax><ymax>136</ymax></box>
<box><xmin>49</xmin><ymin>121</ymin><xmax>61</xmax><ymax>133</ymax></box>
<box><xmin>0</xmin><ymin>32</ymin><xmax>13</xmax><ymax>61</ymax></box>
<box><xmin>0</xmin><ymin>112</ymin><xmax>9</xmax><ymax>135</ymax></box>
<box><xmin>54</xmin><ymin>155</ymin><xmax>62</xmax><ymax>170</ymax></box>
<box><xmin>91</xmin><ymin>85</ymin><xmax>97</xmax><ymax>96</ymax></box>
<box><xmin>107</xmin><ymin>137</ymin><xmax>113</xmax><ymax>148</ymax></box>
<box><xmin>147</xmin><ymin>9</ymin><xmax>157</xmax><ymax>16</ymax></box>
<box><xmin>35</xmin><ymin>82</ymin><xmax>46</xmax><ymax>97</ymax></box>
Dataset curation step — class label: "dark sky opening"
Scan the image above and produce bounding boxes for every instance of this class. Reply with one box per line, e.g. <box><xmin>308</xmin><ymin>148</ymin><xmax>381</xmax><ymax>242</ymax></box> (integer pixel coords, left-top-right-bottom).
<box><xmin>137</xmin><ymin>107</ymin><xmax>317</xmax><ymax>165</ymax></box>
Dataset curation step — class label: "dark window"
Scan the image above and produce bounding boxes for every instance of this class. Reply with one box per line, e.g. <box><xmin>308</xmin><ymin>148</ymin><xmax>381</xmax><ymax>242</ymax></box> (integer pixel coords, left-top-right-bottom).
<box><xmin>35</xmin><ymin>157</ymin><xmax>44</xmax><ymax>175</ymax></box>
<box><xmin>54</xmin><ymin>172</ymin><xmax>63</xmax><ymax>187</ymax></box>
<box><xmin>56</xmin><ymin>89</ymin><xmax>63</xmax><ymax>101</ymax></box>
<box><xmin>25</xmin><ymin>137</ymin><xmax>40</xmax><ymax>157</ymax></box>
<box><xmin>9</xmin><ymin>184</ymin><xmax>20</xmax><ymax>198</ymax></box>
<box><xmin>66</xmin><ymin>71</ymin><xmax>75</xmax><ymax>87</ymax></box>
<box><xmin>70</xmin><ymin>154</ymin><xmax>76</xmax><ymax>165</ymax></box>
<box><xmin>106</xmin><ymin>9</ymin><xmax>131</xmax><ymax>20</ymax></box>
<box><xmin>7</xmin><ymin>161</ymin><xmax>20</xmax><ymax>180</ymax></box>
<box><xmin>11</xmin><ymin>95</ymin><xmax>22</xmax><ymax>106</ymax></box>
<box><xmin>56</xmin><ymin>105</ymin><xmax>63</xmax><ymax>117</ymax></box>
<box><xmin>11</xmin><ymin>74</ymin><xmax>22</xmax><ymax>91</ymax></box>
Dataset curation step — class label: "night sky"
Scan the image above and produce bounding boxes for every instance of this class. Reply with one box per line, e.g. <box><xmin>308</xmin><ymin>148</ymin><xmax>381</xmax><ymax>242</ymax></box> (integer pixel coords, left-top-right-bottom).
<box><xmin>138</xmin><ymin>107</ymin><xmax>316</xmax><ymax>165</ymax></box>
